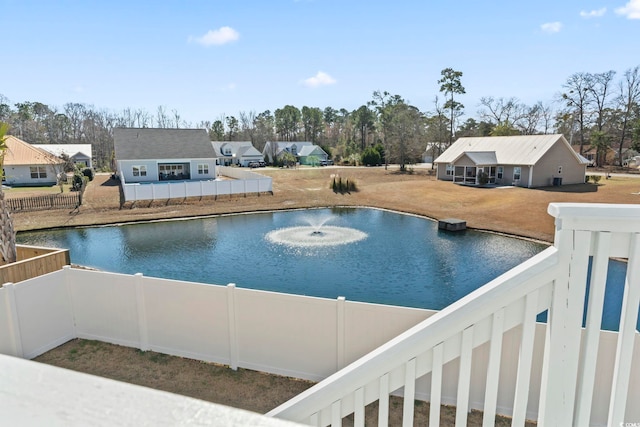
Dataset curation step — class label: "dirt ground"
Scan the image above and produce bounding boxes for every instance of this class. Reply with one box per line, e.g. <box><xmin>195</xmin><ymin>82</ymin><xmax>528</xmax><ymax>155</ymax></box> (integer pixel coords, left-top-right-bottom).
<box><xmin>21</xmin><ymin>166</ymin><xmax>637</xmax><ymax>425</ymax></box>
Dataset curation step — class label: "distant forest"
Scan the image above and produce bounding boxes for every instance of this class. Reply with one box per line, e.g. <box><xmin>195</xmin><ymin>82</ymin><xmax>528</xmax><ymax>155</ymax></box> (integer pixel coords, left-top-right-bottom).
<box><xmin>2</xmin><ymin>66</ymin><xmax>639</xmax><ymax>170</ymax></box>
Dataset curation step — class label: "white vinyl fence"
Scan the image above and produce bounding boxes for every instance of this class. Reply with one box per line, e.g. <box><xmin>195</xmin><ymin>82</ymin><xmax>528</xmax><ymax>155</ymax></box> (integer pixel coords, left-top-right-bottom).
<box><xmin>120</xmin><ymin>166</ymin><xmax>272</xmax><ymax>203</ymax></box>
<box><xmin>1</xmin><ymin>264</ymin><xmax>637</xmax><ymax>425</ymax></box>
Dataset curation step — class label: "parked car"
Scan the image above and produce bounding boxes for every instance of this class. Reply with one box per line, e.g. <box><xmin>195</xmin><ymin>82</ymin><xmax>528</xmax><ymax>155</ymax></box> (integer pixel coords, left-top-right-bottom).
<box><xmin>320</xmin><ymin>159</ymin><xmax>334</xmax><ymax>166</ymax></box>
<box><xmin>248</xmin><ymin>161</ymin><xmax>260</xmax><ymax>168</ymax></box>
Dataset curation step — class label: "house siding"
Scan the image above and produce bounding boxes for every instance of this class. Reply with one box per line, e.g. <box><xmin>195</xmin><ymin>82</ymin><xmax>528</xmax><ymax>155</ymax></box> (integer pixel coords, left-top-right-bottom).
<box><xmin>533</xmin><ymin>142</ymin><xmax>586</xmax><ymax>187</ymax></box>
<box><xmin>119</xmin><ymin>159</ymin><xmax>217</xmax><ymax>183</ymax></box>
<box><xmin>118</xmin><ymin>160</ymin><xmax>158</xmax><ymax>183</ymax></box>
<box><xmin>3</xmin><ymin>164</ymin><xmax>59</xmax><ymax>186</ymax></box>
<box><xmin>436</xmin><ymin>164</ymin><xmax>452</xmax><ymax>181</ymax></box>
<box><xmin>189</xmin><ymin>160</ymin><xmax>217</xmax><ymax>179</ymax></box>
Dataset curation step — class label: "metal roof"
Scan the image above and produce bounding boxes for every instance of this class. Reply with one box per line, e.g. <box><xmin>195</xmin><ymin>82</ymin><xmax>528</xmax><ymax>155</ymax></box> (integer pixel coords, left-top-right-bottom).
<box><xmin>3</xmin><ymin>136</ymin><xmax>65</xmax><ymax>166</ymax></box>
<box><xmin>113</xmin><ymin>128</ymin><xmax>214</xmax><ymax>160</ymax></box>
<box><xmin>33</xmin><ymin>144</ymin><xmax>92</xmax><ymax>159</ymax></box>
<box><xmin>434</xmin><ymin>134</ymin><xmax>586</xmax><ymax>166</ymax></box>
<box><xmin>456</xmin><ymin>151</ymin><xmax>498</xmax><ymax>165</ymax></box>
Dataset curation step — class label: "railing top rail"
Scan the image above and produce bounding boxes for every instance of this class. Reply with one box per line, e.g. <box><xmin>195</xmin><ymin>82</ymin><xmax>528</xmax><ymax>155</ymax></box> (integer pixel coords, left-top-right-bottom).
<box><xmin>549</xmin><ymin>203</ymin><xmax>640</xmax><ymax>232</ymax></box>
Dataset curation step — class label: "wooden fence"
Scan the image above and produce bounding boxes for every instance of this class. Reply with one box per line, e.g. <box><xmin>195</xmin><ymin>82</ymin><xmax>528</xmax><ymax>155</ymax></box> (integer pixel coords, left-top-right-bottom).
<box><xmin>7</xmin><ymin>192</ymin><xmax>81</xmax><ymax>212</ymax></box>
<box><xmin>0</xmin><ymin>245</ymin><xmax>70</xmax><ymax>284</ymax></box>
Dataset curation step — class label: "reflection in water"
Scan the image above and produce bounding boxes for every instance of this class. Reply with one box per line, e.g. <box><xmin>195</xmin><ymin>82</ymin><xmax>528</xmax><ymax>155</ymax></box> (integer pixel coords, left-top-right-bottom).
<box><xmin>18</xmin><ymin>208</ymin><xmax>628</xmax><ymax>331</ymax></box>
<box><xmin>121</xmin><ymin>219</ymin><xmax>217</xmax><ymax>258</ymax></box>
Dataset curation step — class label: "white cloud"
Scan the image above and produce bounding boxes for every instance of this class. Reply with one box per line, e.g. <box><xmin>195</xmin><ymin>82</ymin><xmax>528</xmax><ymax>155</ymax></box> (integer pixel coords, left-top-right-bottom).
<box><xmin>221</xmin><ymin>83</ymin><xmax>236</xmax><ymax>91</ymax></box>
<box><xmin>616</xmin><ymin>0</ymin><xmax>640</xmax><ymax>18</ymax></box>
<box><xmin>302</xmin><ymin>71</ymin><xmax>336</xmax><ymax>88</ymax></box>
<box><xmin>540</xmin><ymin>21</ymin><xmax>562</xmax><ymax>33</ymax></box>
<box><xmin>189</xmin><ymin>26</ymin><xmax>239</xmax><ymax>46</ymax></box>
<box><xmin>580</xmin><ymin>7</ymin><xmax>607</xmax><ymax>18</ymax></box>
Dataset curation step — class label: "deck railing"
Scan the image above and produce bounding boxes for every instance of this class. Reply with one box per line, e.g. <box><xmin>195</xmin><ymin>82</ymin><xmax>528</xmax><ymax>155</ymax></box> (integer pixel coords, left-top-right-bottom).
<box><xmin>268</xmin><ymin>203</ymin><xmax>640</xmax><ymax>426</ymax></box>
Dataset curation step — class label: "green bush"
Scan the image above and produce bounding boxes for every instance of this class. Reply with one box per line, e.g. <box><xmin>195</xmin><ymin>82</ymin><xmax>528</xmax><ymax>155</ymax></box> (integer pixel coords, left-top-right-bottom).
<box><xmin>361</xmin><ymin>147</ymin><xmax>381</xmax><ymax>166</ymax></box>
<box><xmin>71</xmin><ymin>174</ymin><xmax>84</xmax><ymax>191</ymax></box>
<box><xmin>592</xmin><ymin>175</ymin><xmax>602</xmax><ymax>183</ymax></box>
<box><xmin>82</xmin><ymin>168</ymin><xmax>94</xmax><ymax>181</ymax></box>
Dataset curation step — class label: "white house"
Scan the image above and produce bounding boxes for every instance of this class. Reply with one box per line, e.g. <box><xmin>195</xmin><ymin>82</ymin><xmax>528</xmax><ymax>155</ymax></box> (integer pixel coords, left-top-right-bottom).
<box><xmin>211</xmin><ymin>141</ymin><xmax>265</xmax><ymax>167</ymax></box>
<box><xmin>262</xmin><ymin>141</ymin><xmax>329</xmax><ymax>166</ymax></box>
<box><xmin>113</xmin><ymin>128</ymin><xmax>217</xmax><ymax>183</ymax></box>
<box><xmin>33</xmin><ymin>144</ymin><xmax>93</xmax><ymax>169</ymax></box>
<box><xmin>2</xmin><ymin>136</ymin><xmax>65</xmax><ymax>187</ymax></box>
<box><xmin>434</xmin><ymin>134</ymin><xmax>588</xmax><ymax>188</ymax></box>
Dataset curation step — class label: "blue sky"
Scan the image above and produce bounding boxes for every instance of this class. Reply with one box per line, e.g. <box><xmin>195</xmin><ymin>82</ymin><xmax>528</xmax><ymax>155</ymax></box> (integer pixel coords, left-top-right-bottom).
<box><xmin>2</xmin><ymin>0</ymin><xmax>639</xmax><ymax>125</ymax></box>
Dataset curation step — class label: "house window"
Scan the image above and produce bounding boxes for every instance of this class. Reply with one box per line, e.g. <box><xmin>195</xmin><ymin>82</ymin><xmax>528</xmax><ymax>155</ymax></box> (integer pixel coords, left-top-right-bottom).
<box><xmin>513</xmin><ymin>166</ymin><xmax>521</xmax><ymax>181</ymax></box>
<box><xmin>497</xmin><ymin>166</ymin><xmax>503</xmax><ymax>179</ymax></box>
<box><xmin>30</xmin><ymin>166</ymin><xmax>47</xmax><ymax>179</ymax></box>
<box><xmin>132</xmin><ymin>166</ymin><xmax>147</xmax><ymax>177</ymax></box>
<box><xmin>198</xmin><ymin>164</ymin><xmax>209</xmax><ymax>174</ymax></box>
<box><xmin>445</xmin><ymin>164</ymin><xmax>454</xmax><ymax>176</ymax></box>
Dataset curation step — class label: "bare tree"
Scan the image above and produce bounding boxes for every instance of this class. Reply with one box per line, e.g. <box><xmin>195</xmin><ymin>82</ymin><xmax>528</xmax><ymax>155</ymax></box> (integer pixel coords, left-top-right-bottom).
<box><xmin>156</xmin><ymin>106</ymin><xmax>170</xmax><ymax>128</ymax></box>
<box><xmin>615</xmin><ymin>66</ymin><xmax>640</xmax><ymax>165</ymax></box>
<box><xmin>591</xmin><ymin>71</ymin><xmax>617</xmax><ymax>131</ymax></box>
<box><xmin>478</xmin><ymin>96</ymin><xmax>523</xmax><ymax>126</ymax></box>
<box><xmin>238</xmin><ymin>110</ymin><xmax>257</xmax><ymax>142</ymax></box>
<box><xmin>560</xmin><ymin>72</ymin><xmax>595</xmax><ymax>154</ymax></box>
<box><xmin>172</xmin><ymin>109</ymin><xmax>182</xmax><ymax>128</ymax></box>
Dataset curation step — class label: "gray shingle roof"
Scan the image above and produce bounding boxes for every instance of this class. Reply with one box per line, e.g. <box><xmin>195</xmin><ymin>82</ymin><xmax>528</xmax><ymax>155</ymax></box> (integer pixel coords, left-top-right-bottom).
<box><xmin>113</xmin><ymin>128</ymin><xmax>214</xmax><ymax>160</ymax></box>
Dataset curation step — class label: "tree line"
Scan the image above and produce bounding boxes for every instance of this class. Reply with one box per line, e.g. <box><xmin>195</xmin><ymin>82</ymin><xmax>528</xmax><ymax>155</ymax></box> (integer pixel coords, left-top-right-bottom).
<box><xmin>2</xmin><ymin>65</ymin><xmax>639</xmax><ymax>170</ymax></box>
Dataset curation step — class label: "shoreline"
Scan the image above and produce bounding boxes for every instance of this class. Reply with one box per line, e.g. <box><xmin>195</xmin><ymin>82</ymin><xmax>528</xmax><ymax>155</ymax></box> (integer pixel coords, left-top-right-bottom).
<box><xmin>11</xmin><ymin>167</ymin><xmax>639</xmax><ymax>244</ymax></box>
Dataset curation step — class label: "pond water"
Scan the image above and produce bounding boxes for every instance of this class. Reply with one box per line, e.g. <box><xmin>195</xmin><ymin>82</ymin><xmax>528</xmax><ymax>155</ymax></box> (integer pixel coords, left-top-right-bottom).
<box><xmin>17</xmin><ymin>207</ymin><xmax>630</xmax><ymax>331</ymax></box>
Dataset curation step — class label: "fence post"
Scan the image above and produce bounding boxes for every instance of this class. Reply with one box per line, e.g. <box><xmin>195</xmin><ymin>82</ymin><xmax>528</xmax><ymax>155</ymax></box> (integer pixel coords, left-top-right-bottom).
<box><xmin>134</xmin><ymin>273</ymin><xmax>150</xmax><ymax>351</ymax></box>
<box><xmin>62</xmin><ymin>266</ymin><xmax>78</xmax><ymax>339</ymax></box>
<box><xmin>336</xmin><ymin>296</ymin><xmax>346</xmax><ymax>371</ymax></box>
<box><xmin>3</xmin><ymin>282</ymin><xmax>24</xmax><ymax>358</ymax></box>
<box><xmin>227</xmin><ymin>283</ymin><xmax>239</xmax><ymax>370</ymax></box>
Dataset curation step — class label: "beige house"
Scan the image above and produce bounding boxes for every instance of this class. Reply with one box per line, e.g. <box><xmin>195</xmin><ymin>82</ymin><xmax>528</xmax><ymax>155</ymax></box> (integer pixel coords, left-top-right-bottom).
<box><xmin>434</xmin><ymin>134</ymin><xmax>588</xmax><ymax>188</ymax></box>
<box><xmin>2</xmin><ymin>136</ymin><xmax>65</xmax><ymax>187</ymax></box>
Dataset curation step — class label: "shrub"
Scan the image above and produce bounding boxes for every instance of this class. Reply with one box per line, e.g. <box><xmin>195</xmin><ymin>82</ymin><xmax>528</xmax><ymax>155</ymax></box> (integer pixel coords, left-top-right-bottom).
<box><xmin>361</xmin><ymin>147</ymin><xmax>381</xmax><ymax>166</ymax></box>
<box><xmin>478</xmin><ymin>170</ymin><xmax>489</xmax><ymax>185</ymax></box>
<box><xmin>592</xmin><ymin>175</ymin><xmax>602</xmax><ymax>183</ymax></box>
<box><xmin>330</xmin><ymin>176</ymin><xmax>358</xmax><ymax>194</ymax></box>
<box><xmin>71</xmin><ymin>174</ymin><xmax>84</xmax><ymax>191</ymax></box>
<box><xmin>82</xmin><ymin>168</ymin><xmax>95</xmax><ymax>181</ymax></box>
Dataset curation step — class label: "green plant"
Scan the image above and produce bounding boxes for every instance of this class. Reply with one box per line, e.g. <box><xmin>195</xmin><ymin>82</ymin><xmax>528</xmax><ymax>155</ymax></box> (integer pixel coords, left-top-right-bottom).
<box><xmin>478</xmin><ymin>170</ymin><xmax>489</xmax><ymax>185</ymax></box>
<box><xmin>82</xmin><ymin>168</ymin><xmax>95</xmax><ymax>181</ymax></box>
<box><xmin>71</xmin><ymin>174</ymin><xmax>84</xmax><ymax>191</ymax></box>
<box><xmin>592</xmin><ymin>175</ymin><xmax>602</xmax><ymax>184</ymax></box>
<box><xmin>361</xmin><ymin>147</ymin><xmax>381</xmax><ymax>166</ymax></box>
<box><xmin>331</xmin><ymin>176</ymin><xmax>358</xmax><ymax>194</ymax></box>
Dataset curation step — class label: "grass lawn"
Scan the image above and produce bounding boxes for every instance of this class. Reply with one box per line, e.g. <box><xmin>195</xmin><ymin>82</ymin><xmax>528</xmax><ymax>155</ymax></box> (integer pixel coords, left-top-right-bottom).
<box><xmin>4</xmin><ymin>183</ymin><xmax>73</xmax><ymax>196</ymax></box>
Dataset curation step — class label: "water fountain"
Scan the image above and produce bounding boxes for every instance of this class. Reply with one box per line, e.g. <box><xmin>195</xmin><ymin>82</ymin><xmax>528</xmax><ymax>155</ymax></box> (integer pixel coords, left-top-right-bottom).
<box><xmin>265</xmin><ymin>214</ymin><xmax>367</xmax><ymax>248</ymax></box>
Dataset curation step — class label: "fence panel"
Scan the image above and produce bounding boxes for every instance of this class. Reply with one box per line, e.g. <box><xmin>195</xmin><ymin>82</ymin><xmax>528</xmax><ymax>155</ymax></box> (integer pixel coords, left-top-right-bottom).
<box><xmin>7</xmin><ymin>193</ymin><xmax>81</xmax><ymax>212</ymax></box>
<box><xmin>142</xmin><ymin>276</ymin><xmax>231</xmax><ymax>363</ymax></box>
<box><xmin>1</xmin><ymin>264</ymin><xmax>637</xmax><ymax>425</ymax></box>
<box><xmin>1</xmin><ymin>245</ymin><xmax>70</xmax><ymax>284</ymax></box>
<box><xmin>5</xmin><ymin>271</ymin><xmax>75</xmax><ymax>359</ymax></box>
